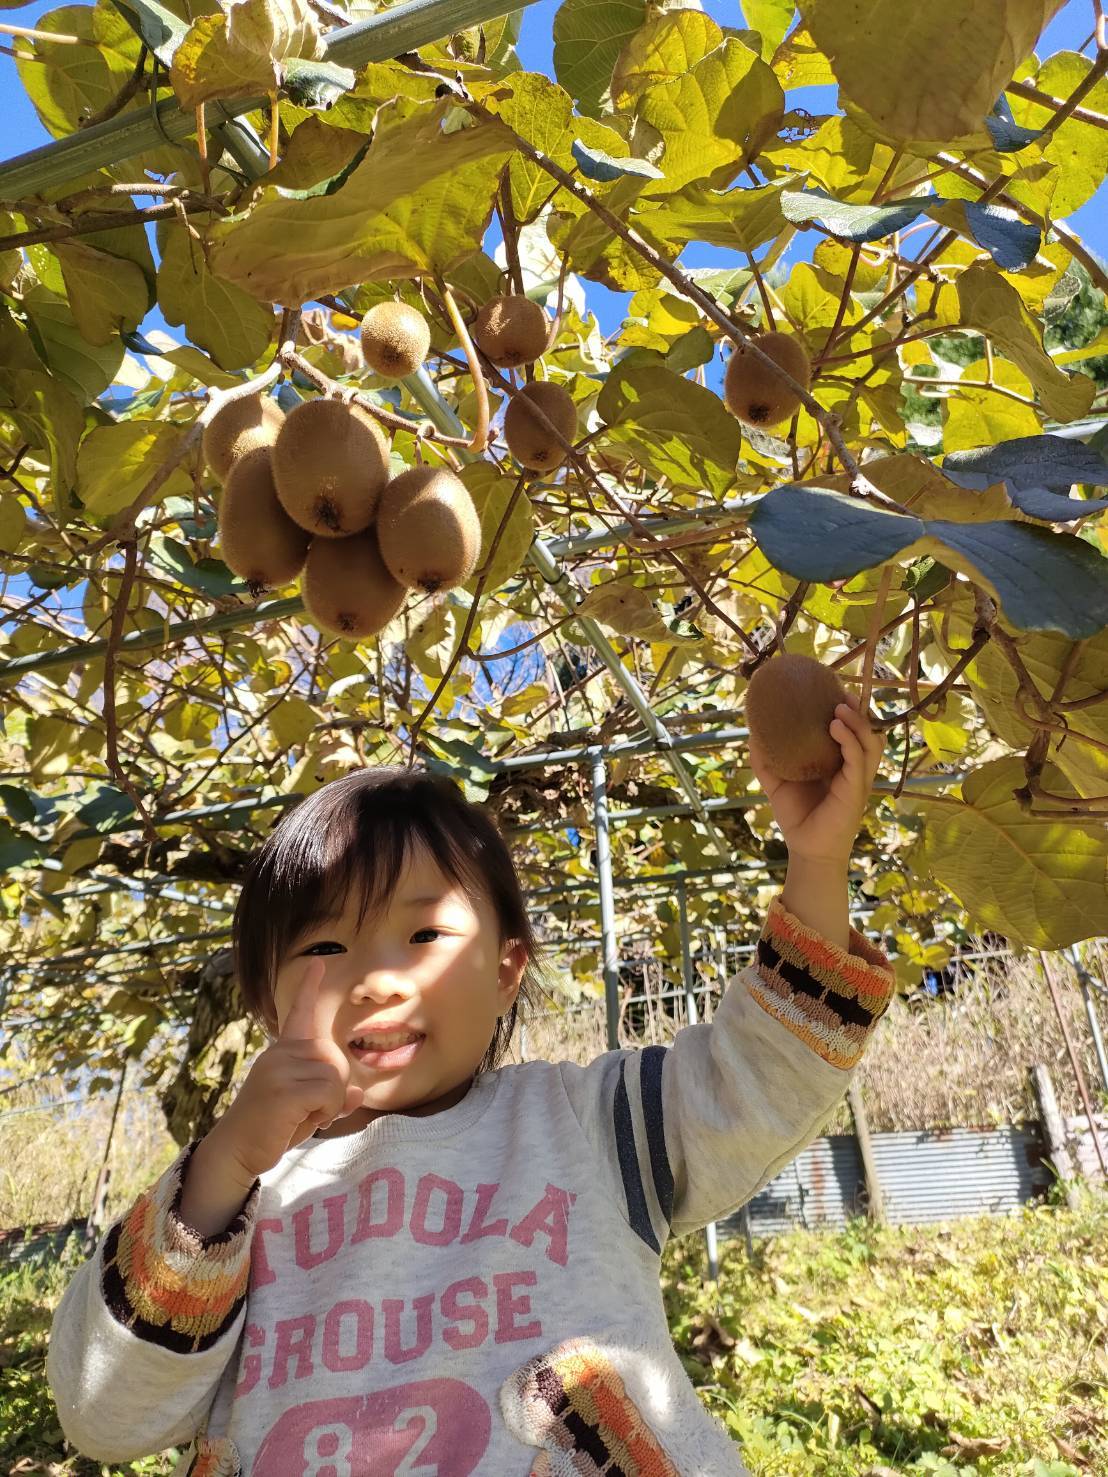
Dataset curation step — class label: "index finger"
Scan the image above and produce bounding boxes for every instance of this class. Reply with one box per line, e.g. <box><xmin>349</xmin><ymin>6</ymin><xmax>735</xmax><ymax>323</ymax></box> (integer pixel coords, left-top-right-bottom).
<box><xmin>279</xmin><ymin>956</ymin><xmax>333</xmax><ymax>1042</ymax></box>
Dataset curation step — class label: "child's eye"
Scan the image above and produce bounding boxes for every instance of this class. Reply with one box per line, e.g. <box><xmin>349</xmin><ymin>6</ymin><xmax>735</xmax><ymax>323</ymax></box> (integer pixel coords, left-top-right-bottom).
<box><xmin>303</xmin><ymin>940</ymin><xmax>343</xmax><ymax>955</ymax></box>
<box><xmin>412</xmin><ymin>928</ymin><xmax>442</xmax><ymax>944</ymax></box>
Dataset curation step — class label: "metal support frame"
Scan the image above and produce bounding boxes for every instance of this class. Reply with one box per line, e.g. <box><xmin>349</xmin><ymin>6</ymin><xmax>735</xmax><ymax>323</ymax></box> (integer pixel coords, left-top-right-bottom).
<box><xmin>0</xmin><ymin>0</ymin><xmax>537</xmax><ymax>199</ymax></box>
<box><xmin>1066</xmin><ymin>945</ymin><xmax>1108</xmax><ymax>1095</ymax></box>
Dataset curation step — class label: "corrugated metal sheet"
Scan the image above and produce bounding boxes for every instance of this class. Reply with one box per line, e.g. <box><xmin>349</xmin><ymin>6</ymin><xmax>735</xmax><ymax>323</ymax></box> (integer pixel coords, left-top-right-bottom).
<box><xmin>717</xmin><ymin>1123</ymin><xmax>1053</xmax><ymax>1239</ymax></box>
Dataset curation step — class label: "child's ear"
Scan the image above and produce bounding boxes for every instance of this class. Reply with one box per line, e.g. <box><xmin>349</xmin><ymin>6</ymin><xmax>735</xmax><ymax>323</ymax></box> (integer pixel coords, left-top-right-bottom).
<box><xmin>497</xmin><ymin>939</ymin><xmax>529</xmax><ymax>1011</ymax></box>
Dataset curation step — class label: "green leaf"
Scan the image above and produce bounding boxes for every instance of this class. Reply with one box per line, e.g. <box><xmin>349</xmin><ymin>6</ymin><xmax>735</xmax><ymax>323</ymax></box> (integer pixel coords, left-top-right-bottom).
<box><xmin>637</xmin><ymin>178</ymin><xmax>789</xmax><ymax>254</ymax></box>
<box><xmin>749</xmin><ymin>482</ymin><xmax>1108</xmax><ymax>637</ymax></box>
<box><xmin>109</xmin><ymin>0</ymin><xmax>187</xmax><ymax>65</ymax></box>
<box><xmin>743</xmin><ymin>0</ymin><xmax>795</xmax><ymax>60</ymax></box>
<box><xmin>571</xmin><ymin>140</ymin><xmax>662</xmax><ymax>181</ymax></box>
<box><xmin>798</xmin><ymin>0</ymin><xmax>1068</xmax><ymax>145</ymax></box>
<box><xmin>942</xmin><ymin>434</ymin><xmax>1108</xmax><ymax>521</ymax></box>
<box><xmin>637</xmin><ymin>37</ymin><xmax>785</xmax><ymax>195</ymax></box>
<box><xmin>0</xmin><ymin>492</ymin><xmax>27</xmax><ymax>552</ymax></box>
<box><xmin>76</xmin><ymin>421</ymin><xmax>194</xmax><ymax>517</ymax></box>
<box><xmin>781</xmin><ymin>186</ymin><xmax>926</xmax><ymax>241</ymax></box>
<box><xmin>553</xmin><ymin>0</ymin><xmax>647</xmax><ymax>114</ymax></box>
<box><xmin>76</xmin><ymin>782</ymin><xmax>136</xmax><ymax>831</ymax></box>
<box><xmin>0</xmin><ymin>367</ymin><xmax>83</xmax><ymax>514</ymax></box>
<box><xmin>598</xmin><ymin>363</ymin><xmax>742</xmax><ymax>498</ymax></box>
<box><xmin>157</xmin><ymin>221</ymin><xmax>275</xmax><ymax>371</ymax></box>
<box><xmin>478</xmin><ymin>72</ymin><xmax>630</xmax><ymax>222</ymax></box>
<box><xmin>957</xmin><ymin>265</ymin><xmax>1096</xmax><ymax>423</ymax></box>
<box><xmin>51</xmin><ymin>241</ymin><xmax>150</xmax><ymax>346</ymax></box>
<box><xmin>915</xmin><ymin>757</ymin><xmax>1108</xmax><ymax>950</ymax></box>
<box><xmin>147</xmin><ymin>532</ymin><xmax>241</xmax><ymax>597</ymax></box>
<box><xmin>22</xmin><ymin>285</ymin><xmax>125</xmax><ymax>402</ymax></box>
<box><xmin>460</xmin><ymin>463</ymin><xmax>535</xmax><ymax>596</ymax></box>
<box><xmin>16</xmin><ymin>2</ymin><xmax>144</xmax><ymax>138</ymax></box>
<box><xmin>781</xmin><ymin>188</ymin><xmax>1040</xmax><ymax>270</ymax></box>
<box><xmin>210</xmin><ymin>101</ymin><xmax>513</xmax><ymax>303</ymax></box>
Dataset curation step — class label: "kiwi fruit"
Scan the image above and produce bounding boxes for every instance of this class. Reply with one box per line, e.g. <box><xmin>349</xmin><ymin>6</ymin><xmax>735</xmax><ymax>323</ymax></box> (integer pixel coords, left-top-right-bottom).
<box><xmin>723</xmin><ymin>331</ymin><xmax>811</xmax><ymax>428</ymax></box>
<box><xmin>301</xmin><ymin>527</ymin><xmax>407</xmax><ymax>640</ymax></box>
<box><xmin>375</xmin><ymin>466</ymin><xmax>482</xmax><ymax>594</ymax></box>
<box><xmin>271</xmin><ymin>397</ymin><xmax>390</xmax><ymax>538</ymax></box>
<box><xmin>217</xmin><ymin>446</ymin><xmax>310</xmax><ymax>595</ymax></box>
<box><xmin>472</xmin><ymin>293</ymin><xmax>550</xmax><ymax>368</ymax></box>
<box><xmin>744</xmin><ymin>652</ymin><xmax>850</xmax><ymax>783</ymax></box>
<box><xmin>202</xmin><ymin>392</ymin><xmax>285</xmax><ymax>482</ymax></box>
<box><xmin>359</xmin><ymin>301</ymin><xmax>431</xmax><ymax>379</ymax></box>
<box><xmin>503</xmin><ymin>381</ymin><xmax>578</xmax><ymax>472</ymax></box>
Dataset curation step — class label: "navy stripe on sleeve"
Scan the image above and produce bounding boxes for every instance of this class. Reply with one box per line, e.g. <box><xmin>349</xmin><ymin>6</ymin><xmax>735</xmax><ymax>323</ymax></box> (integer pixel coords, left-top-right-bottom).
<box><xmin>613</xmin><ymin>1058</ymin><xmax>660</xmax><ymax>1253</ymax></box>
<box><xmin>638</xmin><ymin>1045</ymin><xmax>674</xmax><ymax>1229</ymax></box>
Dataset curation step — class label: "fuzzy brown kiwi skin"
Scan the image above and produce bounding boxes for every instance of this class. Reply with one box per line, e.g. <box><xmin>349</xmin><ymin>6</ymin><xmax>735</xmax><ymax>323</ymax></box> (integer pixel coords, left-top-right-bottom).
<box><xmin>359</xmin><ymin>301</ymin><xmax>431</xmax><ymax>379</ymax></box>
<box><xmin>472</xmin><ymin>293</ymin><xmax>551</xmax><ymax>368</ymax></box>
<box><xmin>202</xmin><ymin>393</ymin><xmax>285</xmax><ymax>482</ymax></box>
<box><xmin>375</xmin><ymin>466</ymin><xmax>482</xmax><ymax>594</ymax></box>
<box><xmin>723</xmin><ymin>331</ymin><xmax>811</xmax><ymax>429</ymax></box>
<box><xmin>218</xmin><ymin>446</ymin><xmax>311</xmax><ymax>596</ymax></box>
<box><xmin>744</xmin><ymin>652</ymin><xmax>849</xmax><ymax>782</ymax></box>
<box><xmin>301</xmin><ymin>528</ymin><xmax>407</xmax><ymax>640</ymax></box>
<box><xmin>503</xmin><ymin>381</ymin><xmax>578</xmax><ymax>472</ymax></box>
<box><xmin>271</xmin><ymin>398</ymin><xmax>390</xmax><ymax>538</ymax></box>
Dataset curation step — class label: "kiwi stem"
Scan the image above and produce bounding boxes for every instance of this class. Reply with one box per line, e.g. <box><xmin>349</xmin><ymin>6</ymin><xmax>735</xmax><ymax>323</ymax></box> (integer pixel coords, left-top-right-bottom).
<box><xmin>277</xmin><ymin>344</ymin><xmax>473</xmax><ymax>448</ymax></box>
<box><xmin>102</xmin><ymin>537</ymin><xmax>163</xmax><ymax>850</ymax></box>
<box><xmin>858</xmin><ymin>564</ymin><xmax>895</xmax><ymax>713</ymax></box>
<box><xmin>439</xmin><ymin>282</ymin><xmax>489</xmax><ymax>453</ymax></box>
<box><xmin>266</xmin><ymin>92</ymin><xmax>279</xmax><ymax>170</ymax></box>
<box><xmin>497</xmin><ymin>179</ymin><xmax>526</xmax><ymax>297</ymax></box>
<box><xmin>195</xmin><ymin>103</ymin><xmax>210</xmax><ymax>193</ymax></box>
<box><xmin>745</xmin><ymin>250</ymin><xmax>776</xmax><ymax>331</ymax></box>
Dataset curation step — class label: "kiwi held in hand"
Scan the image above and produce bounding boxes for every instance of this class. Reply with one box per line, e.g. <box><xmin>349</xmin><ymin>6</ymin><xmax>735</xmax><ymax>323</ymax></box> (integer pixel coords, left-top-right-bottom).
<box><xmin>744</xmin><ymin>652</ymin><xmax>849</xmax><ymax>782</ymax></box>
<box><xmin>504</xmin><ymin>381</ymin><xmax>578</xmax><ymax>471</ymax></box>
<box><xmin>472</xmin><ymin>293</ymin><xmax>550</xmax><ymax>368</ymax></box>
<box><xmin>217</xmin><ymin>447</ymin><xmax>311</xmax><ymax>595</ymax></box>
<box><xmin>724</xmin><ymin>331</ymin><xmax>811</xmax><ymax>428</ymax></box>
<box><xmin>301</xmin><ymin>528</ymin><xmax>407</xmax><ymax>639</ymax></box>
<box><xmin>202</xmin><ymin>392</ymin><xmax>285</xmax><ymax>481</ymax></box>
<box><xmin>376</xmin><ymin>466</ymin><xmax>481</xmax><ymax>594</ymax></box>
<box><xmin>359</xmin><ymin>301</ymin><xmax>431</xmax><ymax>379</ymax></box>
<box><xmin>272</xmin><ymin>398</ymin><xmax>390</xmax><ymax>538</ymax></box>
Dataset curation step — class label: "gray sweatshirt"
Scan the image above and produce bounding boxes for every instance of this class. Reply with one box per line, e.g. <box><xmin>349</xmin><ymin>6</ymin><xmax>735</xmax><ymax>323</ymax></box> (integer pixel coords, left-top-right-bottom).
<box><xmin>47</xmin><ymin>892</ymin><xmax>894</xmax><ymax>1475</ymax></box>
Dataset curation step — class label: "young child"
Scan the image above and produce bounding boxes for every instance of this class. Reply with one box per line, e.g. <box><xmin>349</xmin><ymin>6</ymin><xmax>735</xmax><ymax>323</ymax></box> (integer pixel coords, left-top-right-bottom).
<box><xmin>47</xmin><ymin>694</ymin><xmax>894</xmax><ymax>1476</ymax></box>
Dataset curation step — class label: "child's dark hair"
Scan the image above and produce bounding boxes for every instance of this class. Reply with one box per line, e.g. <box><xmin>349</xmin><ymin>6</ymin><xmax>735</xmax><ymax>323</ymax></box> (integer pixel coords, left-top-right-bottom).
<box><xmin>232</xmin><ymin>765</ymin><xmax>547</xmax><ymax>1073</ymax></box>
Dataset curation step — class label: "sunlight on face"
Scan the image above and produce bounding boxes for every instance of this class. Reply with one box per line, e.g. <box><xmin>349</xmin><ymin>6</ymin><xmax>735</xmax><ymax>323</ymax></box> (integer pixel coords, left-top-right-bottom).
<box><xmin>272</xmin><ymin>844</ymin><xmax>527</xmax><ymax>1133</ymax></box>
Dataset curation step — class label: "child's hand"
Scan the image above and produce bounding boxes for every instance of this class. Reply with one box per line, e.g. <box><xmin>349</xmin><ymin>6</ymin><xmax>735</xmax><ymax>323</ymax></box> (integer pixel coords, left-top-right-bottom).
<box><xmin>210</xmin><ymin>957</ymin><xmax>366</xmax><ymax>1183</ymax></box>
<box><xmin>747</xmin><ymin>690</ymin><xmax>885</xmax><ymax>864</ymax></box>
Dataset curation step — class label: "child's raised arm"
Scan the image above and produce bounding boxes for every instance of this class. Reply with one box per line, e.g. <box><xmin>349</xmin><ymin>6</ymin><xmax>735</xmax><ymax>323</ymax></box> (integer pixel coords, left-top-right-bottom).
<box><xmin>555</xmin><ymin>693</ymin><xmax>895</xmax><ymax>1246</ymax></box>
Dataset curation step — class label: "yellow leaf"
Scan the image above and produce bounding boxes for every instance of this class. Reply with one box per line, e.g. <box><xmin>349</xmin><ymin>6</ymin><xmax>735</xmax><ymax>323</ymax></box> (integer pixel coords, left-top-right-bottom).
<box><xmin>611</xmin><ymin>8</ymin><xmax>722</xmax><ymax>108</ymax></box>
<box><xmin>798</xmin><ymin>0</ymin><xmax>1067</xmax><ymax>144</ymax></box>
<box><xmin>956</xmin><ymin>268</ymin><xmax>1095</xmax><ymax>422</ymax></box>
<box><xmin>224</xmin><ymin>0</ymin><xmax>323</xmax><ymax>63</ymax></box>
<box><xmin>169</xmin><ymin>12</ymin><xmax>278</xmax><ymax>110</ymax></box>
<box><xmin>915</xmin><ymin>756</ymin><xmax>1108</xmax><ymax>948</ymax></box>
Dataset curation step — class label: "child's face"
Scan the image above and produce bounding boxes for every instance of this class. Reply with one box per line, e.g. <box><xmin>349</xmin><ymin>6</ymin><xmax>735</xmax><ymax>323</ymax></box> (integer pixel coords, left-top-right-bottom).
<box><xmin>272</xmin><ymin>845</ymin><xmax>528</xmax><ymax>1133</ymax></box>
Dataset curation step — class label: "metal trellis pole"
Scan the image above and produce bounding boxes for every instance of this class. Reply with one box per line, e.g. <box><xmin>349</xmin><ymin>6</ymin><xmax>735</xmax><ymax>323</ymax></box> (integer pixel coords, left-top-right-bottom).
<box><xmin>590</xmin><ymin>749</ymin><xmax>621</xmax><ymax>1054</ymax></box>
<box><xmin>1066</xmin><ymin>944</ymin><xmax>1108</xmax><ymax>1096</ymax></box>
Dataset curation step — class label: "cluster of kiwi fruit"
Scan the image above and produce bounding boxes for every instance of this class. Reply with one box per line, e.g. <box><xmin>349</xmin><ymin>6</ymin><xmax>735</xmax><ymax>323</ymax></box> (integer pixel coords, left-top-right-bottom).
<box><xmin>722</xmin><ymin>330</ymin><xmax>812</xmax><ymax>430</ymax></box>
<box><xmin>743</xmin><ymin>651</ymin><xmax>852</xmax><ymax>782</ymax></box>
<box><xmin>471</xmin><ymin>292</ymin><xmax>580</xmax><ymax>472</ymax></box>
<box><xmin>204</xmin><ymin>373</ymin><xmax>481</xmax><ymax>639</ymax></box>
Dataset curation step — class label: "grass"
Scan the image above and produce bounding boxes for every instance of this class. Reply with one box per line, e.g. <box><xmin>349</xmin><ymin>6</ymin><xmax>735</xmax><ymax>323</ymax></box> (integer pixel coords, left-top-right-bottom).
<box><xmin>2</xmin><ymin>1185</ymin><xmax>1104</xmax><ymax>1475</ymax></box>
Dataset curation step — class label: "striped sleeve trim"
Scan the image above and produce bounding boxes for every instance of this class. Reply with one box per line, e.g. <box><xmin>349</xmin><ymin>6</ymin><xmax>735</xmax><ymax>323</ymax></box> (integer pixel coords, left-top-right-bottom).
<box><xmin>614</xmin><ymin>1062</ymin><xmax>658</xmax><ymax>1253</ymax></box>
<box><xmin>100</xmin><ymin>1139</ymin><xmax>260</xmax><ymax>1354</ymax></box>
<box><xmin>750</xmin><ymin>892</ymin><xmax>896</xmax><ymax>1071</ymax></box>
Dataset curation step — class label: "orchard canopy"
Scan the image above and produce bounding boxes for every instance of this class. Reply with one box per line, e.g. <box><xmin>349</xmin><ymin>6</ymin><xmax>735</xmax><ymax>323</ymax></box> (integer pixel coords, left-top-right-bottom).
<box><xmin>0</xmin><ymin>0</ymin><xmax>1107</xmax><ymax>1099</ymax></box>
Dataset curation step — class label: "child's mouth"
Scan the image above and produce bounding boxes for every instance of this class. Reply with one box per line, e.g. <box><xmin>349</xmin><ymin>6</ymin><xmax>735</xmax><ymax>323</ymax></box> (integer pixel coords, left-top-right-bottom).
<box><xmin>348</xmin><ymin>1033</ymin><xmax>425</xmax><ymax>1070</ymax></box>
